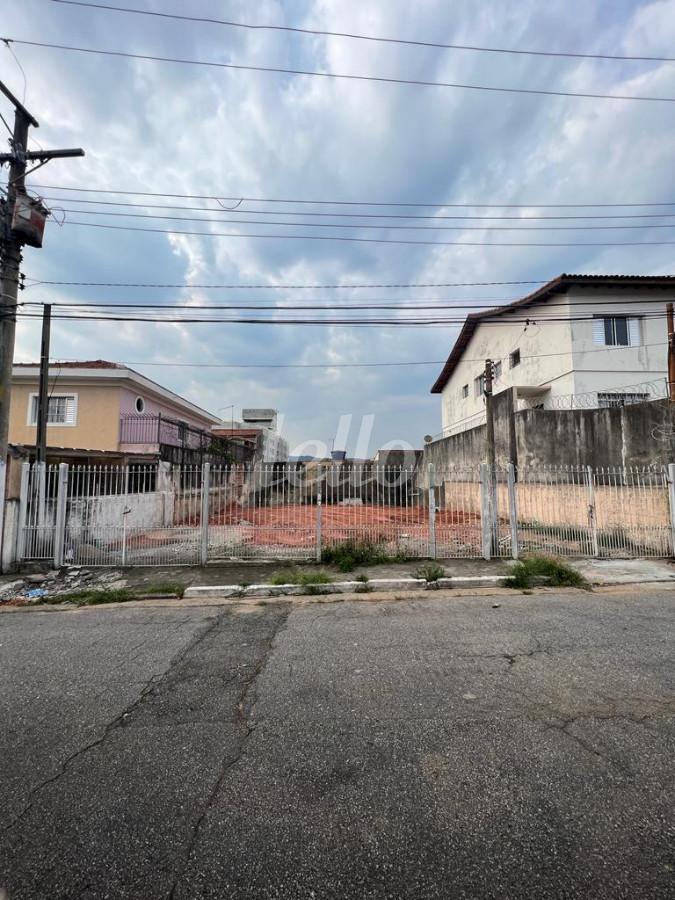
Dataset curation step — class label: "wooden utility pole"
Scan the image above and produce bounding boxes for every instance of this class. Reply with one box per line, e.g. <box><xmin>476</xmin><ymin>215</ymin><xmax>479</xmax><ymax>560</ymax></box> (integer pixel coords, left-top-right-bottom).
<box><xmin>484</xmin><ymin>358</ymin><xmax>496</xmax><ymax>472</ymax></box>
<box><xmin>36</xmin><ymin>303</ymin><xmax>51</xmax><ymax>465</ymax></box>
<box><xmin>0</xmin><ymin>79</ymin><xmax>84</xmax><ymax>465</ymax></box>
<box><xmin>667</xmin><ymin>303</ymin><xmax>675</xmax><ymax>401</ymax></box>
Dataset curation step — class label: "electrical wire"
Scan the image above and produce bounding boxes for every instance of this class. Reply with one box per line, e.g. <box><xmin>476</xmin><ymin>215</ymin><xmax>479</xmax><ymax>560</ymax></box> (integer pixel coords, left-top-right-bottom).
<box><xmin>13</xmin><ymin>182</ymin><xmax>675</xmax><ymax>208</ymax></box>
<box><xmin>22</xmin><ymin>278</ymin><xmax>550</xmax><ymax>290</ymax></box>
<box><xmin>48</xmin><ymin>1</ymin><xmax>675</xmax><ymax>64</ymax></box>
<box><xmin>48</xmin><ymin>206</ymin><xmax>675</xmax><ymax>231</ymax></box>
<box><xmin>28</xmin><ymin>195</ymin><xmax>675</xmax><ymax>220</ymax></box>
<box><xmin>3</xmin><ymin>38</ymin><xmax>674</xmax><ymax>103</ymax></box>
<box><xmin>20</xmin><ymin>297</ymin><xmax>675</xmax><ymax>311</ymax></box>
<box><xmin>38</xmin><ymin>340</ymin><xmax>668</xmax><ymax>370</ymax></box>
<box><xmin>58</xmin><ymin>219</ymin><xmax>675</xmax><ymax>247</ymax></box>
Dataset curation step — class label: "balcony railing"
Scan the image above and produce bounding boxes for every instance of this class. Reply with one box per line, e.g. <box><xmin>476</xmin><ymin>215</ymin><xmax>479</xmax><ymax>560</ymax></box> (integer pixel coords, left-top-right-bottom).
<box><xmin>120</xmin><ymin>414</ymin><xmax>212</xmax><ymax>451</ymax></box>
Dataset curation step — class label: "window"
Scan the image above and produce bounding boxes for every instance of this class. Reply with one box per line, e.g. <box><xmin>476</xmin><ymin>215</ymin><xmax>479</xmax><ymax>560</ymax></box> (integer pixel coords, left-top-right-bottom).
<box><xmin>509</xmin><ymin>349</ymin><xmax>520</xmax><ymax>368</ymax></box>
<box><xmin>597</xmin><ymin>392</ymin><xmax>649</xmax><ymax>409</ymax></box>
<box><xmin>28</xmin><ymin>393</ymin><xmax>77</xmax><ymax>426</ymax></box>
<box><xmin>135</xmin><ymin>396</ymin><xmax>145</xmax><ymax>413</ymax></box>
<box><xmin>461</xmin><ymin>384</ymin><xmax>469</xmax><ymax>399</ymax></box>
<box><xmin>592</xmin><ymin>316</ymin><xmax>641</xmax><ymax>347</ymax></box>
<box><xmin>474</xmin><ymin>373</ymin><xmax>485</xmax><ymax>397</ymax></box>
<box><xmin>494</xmin><ymin>360</ymin><xmax>502</xmax><ymax>379</ymax></box>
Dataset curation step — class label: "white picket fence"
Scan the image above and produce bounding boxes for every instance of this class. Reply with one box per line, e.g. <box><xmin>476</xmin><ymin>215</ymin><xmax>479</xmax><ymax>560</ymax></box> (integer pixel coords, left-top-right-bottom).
<box><xmin>12</xmin><ymin>461</ymin><xmax>675</xmax><ymax>567</ymax></box>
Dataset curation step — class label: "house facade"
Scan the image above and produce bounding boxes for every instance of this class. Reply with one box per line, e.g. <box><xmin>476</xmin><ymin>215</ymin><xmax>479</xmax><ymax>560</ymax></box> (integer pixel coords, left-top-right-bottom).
<box><xmin>9</xmin><ymin>360</ymin><xmax>222</xmax><ymax>460</ymax></box>
<box><xmin>431</xmin><ymin>275</ymin><xmax>673</xmax><ymax>436</ymax></box>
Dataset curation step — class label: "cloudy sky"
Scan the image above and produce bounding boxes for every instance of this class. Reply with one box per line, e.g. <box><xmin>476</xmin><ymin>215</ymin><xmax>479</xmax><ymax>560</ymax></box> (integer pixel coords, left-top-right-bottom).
<box><xmin>3</xmin><ymin>0</ymin><xmax>675</xmax><ymax>456</ymax></box>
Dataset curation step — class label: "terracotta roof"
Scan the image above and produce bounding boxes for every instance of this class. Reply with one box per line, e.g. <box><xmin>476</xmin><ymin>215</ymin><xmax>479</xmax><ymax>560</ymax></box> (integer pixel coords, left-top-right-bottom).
<box><xmin>13</xmin><ymin>359</ymin><xmax>124</xmax><ymax>369</ymax></box>
<box><xmin>430</xmin><ymin>273</ymin><xmax>675</xmax><ymax>394</ymax></box>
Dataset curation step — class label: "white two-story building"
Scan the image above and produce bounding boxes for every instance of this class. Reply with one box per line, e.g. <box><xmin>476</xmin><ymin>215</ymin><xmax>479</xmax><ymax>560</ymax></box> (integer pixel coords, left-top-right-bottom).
<box><xmin>431</xmin><ymin>274</ymin><xmax>673</xmax><ymax>435</ymax></box>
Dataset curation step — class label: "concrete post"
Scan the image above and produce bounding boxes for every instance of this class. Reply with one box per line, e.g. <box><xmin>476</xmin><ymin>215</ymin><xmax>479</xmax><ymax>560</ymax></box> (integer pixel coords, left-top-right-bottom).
<box><xmin>667</xmin><ymin>464</ymin><xmax>675</xmax><ymax>557</ymax></box>
<box><xmin>53</xmin><ymin>463</ymin><xmax>69</xmax><ymax>567</ymax></box>
<box><xmin>586</xmin><ymin>465</ymin><xmax>599</xmax><ymax>557</ymax></box>
<box><xmin>427</xmin><ymin>463</ymin><xmax>437</xmax><ymax>559</ymax></box>
<box><xmin>200</xmin><ymin>462</ymin><xmax>210</xmax><ymax>566</ymax></box>
<box><xmin>0</xmin><ymin>458</ymin><xmax>6</xmax><ymax>571</ymax></box>
<box><xmin>480</xmin><ymin>463</ymin><xmax>491</xmax><ymax>560</ymax></box>
<box><xmin>507</xmin><ymin>462</ymin><xmax>519</xmax><ymax>560</ymax></box>
<box><xmin>16</xmin><ymin>462</ymin><xmax>29</xmax><ymax>562</ymax></box>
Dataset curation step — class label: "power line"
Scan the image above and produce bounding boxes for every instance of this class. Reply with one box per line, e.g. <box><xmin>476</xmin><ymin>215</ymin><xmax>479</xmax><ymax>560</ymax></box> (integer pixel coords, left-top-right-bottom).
<box><xmin>58</xmin><ymin>219</ymin><xmax>675</xmax><ymax>247</ymax></box>
<box><xmin>12</xmin><ymin>310</ymin><xmax>670</xmax><ymax>326</ymax></box>
<box><xmin>21</xmin><ymin>297</ymin><xmax>674</xmax><ymax>311</ymax></box>
<box><xmin>51</xmin><ymin>206</ymin><xmax>675</xmax><ymax>231</ymax></box>
<box><xmin>31</xmin><ymin>195</ymin><xmax>675</xmax><ymax>220</ymax></box>
<box><xmin>48</xmin><ymin>0</ymin><xmax>675</xmax><ymax>64</ymax></box>
<box><xmin>4</xmin><ymin>38</ymin><xmax>674</xmax><ymax>103</ymax></box>
<box><xmin>23</xmin><ymin>278</ymin><xmax>549</xmax><ymax>290</ymax></box>
<box><xmin>40</xmin><ymin>341</ymin><xmax>668</xmax><ymax>370</ymax></box>
<box><xmin>14</xmin><ymin>182</ymin><xmax>675</xmax><ymax>209</ymax></box>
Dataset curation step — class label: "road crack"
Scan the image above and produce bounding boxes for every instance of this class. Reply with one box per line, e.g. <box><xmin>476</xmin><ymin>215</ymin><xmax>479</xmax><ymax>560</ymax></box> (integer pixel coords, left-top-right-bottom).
<box><xmin>167</xmin><ymin>604</ymin><xmax>292</xmax><ymax>900</ymax></box>
<box><xmin>3</xmin><ymin>611</ymin><xmax>226</xmax><ymax>835</ymax></box>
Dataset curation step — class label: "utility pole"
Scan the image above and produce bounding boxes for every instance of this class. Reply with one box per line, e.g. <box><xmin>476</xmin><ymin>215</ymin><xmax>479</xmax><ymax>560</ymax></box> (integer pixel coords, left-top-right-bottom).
<box><xmin>667</xmin><ymin>303</ymin><xmax>675</xmax><ymax>401</ymax></box>
<box><xmin>36</xmin><ymin>303</ymin><xmax>51</xmax><ymax>464</ymax></box>
<box><xmin>0</xmin><ymin>78</ymin><xmax>84</xmax><ymax>466</ymax></box>
<box><xmin>484</xmin><ymin>358</ymin><xmax>498</xmax><ymax>555</ymax></box>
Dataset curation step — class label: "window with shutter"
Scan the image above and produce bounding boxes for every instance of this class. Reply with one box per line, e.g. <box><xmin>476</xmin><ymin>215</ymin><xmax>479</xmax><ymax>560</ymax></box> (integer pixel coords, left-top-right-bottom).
<box><xmin>592</xmin><ymin>316</ymin><xmax>639</xmax><ymax>346</ymax></box>
<box><xmin>628</xmin><ymin>317</ymin><xmax>641</xmax><ymax>346</ymax></box>
<box><xmin>29</xmin><ymin>393</ymin><xmax>78</xmax><ymax>426</ymax></box>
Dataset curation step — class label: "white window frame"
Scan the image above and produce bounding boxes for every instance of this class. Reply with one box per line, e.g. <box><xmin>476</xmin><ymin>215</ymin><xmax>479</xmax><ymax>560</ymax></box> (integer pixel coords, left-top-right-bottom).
<box><xmin>474</xmin><ymin>373</ymin><xmax>485</xmax><ymax>397</ymax></box>
<box><xmin>592</xmin><ymin>315</ymin><xmax>642</xmax><ymax>347</ymax></box>
<box><xmin>27</xmin><ymin>392</ymin><xmax>78</xmax><ymax>427</ymax></box>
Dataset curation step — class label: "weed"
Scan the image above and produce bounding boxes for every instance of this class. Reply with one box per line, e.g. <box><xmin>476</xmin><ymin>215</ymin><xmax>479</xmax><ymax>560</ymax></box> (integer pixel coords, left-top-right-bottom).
<box><xmin>142</xmin><ymin>581</ymin><xmax>185</xmax><ymax>598</ymax></box>
<box><xmin>354</xmin><ymin>573</ymin><xmax>369</xmax><ymax>583</ymax></box>
<box><xmin>321</xmin><ymin>539</ymin><xmax>392</xmax><ymax>572</ymax></box>
<box><xmin>270</xmin><ymin>568</ymin><xmax>333</xmax><ymax>587</ymax></box>
<box><xmin>45</xmin><ymin>589</ymin><xmax>138</xmax><ymax>606</ymax></box>
<box><xmin>505</xmin><ymin>555</ymin><xmax>589</xmax><ymax>590</ymax></box>
<box><xmin>413</xmin><ymin>562</ymin><xmax>446</xmax><ymax>582</ymax></box>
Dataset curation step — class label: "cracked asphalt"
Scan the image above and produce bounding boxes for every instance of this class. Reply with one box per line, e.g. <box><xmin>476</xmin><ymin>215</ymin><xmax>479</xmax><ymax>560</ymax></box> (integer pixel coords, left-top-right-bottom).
<box><xmin>0</xmin><ymin>590</ymin><xmax>673</xmax><ymax>899</ymax></box>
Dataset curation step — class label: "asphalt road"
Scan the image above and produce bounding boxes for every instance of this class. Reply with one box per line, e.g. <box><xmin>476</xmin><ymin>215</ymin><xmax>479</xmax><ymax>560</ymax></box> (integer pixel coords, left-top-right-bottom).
<box><xmin>0</xmin><ymin>590</ymin><xmax>673</xmax><ymax>899</ymax></box>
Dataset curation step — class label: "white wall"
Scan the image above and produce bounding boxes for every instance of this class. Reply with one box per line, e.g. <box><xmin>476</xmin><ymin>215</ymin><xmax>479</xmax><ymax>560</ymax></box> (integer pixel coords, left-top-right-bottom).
<box><xmin>440</xmin><ymin>286</ymin><xmax>672</xmax><ymax>433</ymax></box>
<box><xmin>567</xmin><ymin>287</ymin><xmax>668</xmax><ymax>399</ymax></box>
<box><xmin>441</xmin><ymin>296</ymin><xmax>574</xmax><ymax>432</ymax></box>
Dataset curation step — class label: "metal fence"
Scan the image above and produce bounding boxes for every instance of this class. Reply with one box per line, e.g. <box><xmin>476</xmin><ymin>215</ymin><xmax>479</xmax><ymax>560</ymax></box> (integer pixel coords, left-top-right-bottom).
<box><xmin>12</xmin><ymin>461</ymin><xmax>675</xmax><ymax>567</ymax></box>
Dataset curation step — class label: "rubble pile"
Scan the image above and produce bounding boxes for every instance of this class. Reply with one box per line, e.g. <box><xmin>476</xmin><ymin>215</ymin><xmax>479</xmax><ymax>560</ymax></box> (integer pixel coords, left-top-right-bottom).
<box><xmin>0</xmin><ymin>568</ymin><xmax>128</xmax><ymax>606</ymax></box>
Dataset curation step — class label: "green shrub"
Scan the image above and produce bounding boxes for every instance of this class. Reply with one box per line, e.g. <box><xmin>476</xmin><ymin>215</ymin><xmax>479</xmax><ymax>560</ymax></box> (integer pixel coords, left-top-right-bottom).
<box><xmin>505</xmin><ymin>555</ymin><xmax>588</xmax><ymax>590</ymax></box>
<box><xmin>413</xmin><ymin>562</ymin><xmax>446</xmax><ymax>582</ymax></box>
<box><xmin>354</xmin><ymin>573</ymin><xmax>369</xmax><ymax>583</ymax></box>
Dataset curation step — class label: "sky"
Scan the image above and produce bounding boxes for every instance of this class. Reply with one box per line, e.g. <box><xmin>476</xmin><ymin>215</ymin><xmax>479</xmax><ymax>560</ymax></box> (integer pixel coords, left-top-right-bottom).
<box><xmin>2</xmin><ymin>0</ymin><xmax>675</xmax><ymax>457</ymax></box>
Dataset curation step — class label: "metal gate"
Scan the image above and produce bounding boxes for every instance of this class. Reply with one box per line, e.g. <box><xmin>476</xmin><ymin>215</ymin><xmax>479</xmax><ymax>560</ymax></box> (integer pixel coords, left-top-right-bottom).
<box><xmin>14</xmin><ymin>461</ymin><xmax>675</xmax><ymax>566</ymax></box>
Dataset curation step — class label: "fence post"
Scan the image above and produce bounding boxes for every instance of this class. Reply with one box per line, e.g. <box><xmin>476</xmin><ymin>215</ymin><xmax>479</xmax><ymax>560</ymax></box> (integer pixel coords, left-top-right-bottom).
<box><xmin>586</xmin><ymin>465</ymin><xmax>599</xmax><ymax>557</ymax></box>
<box><xmin>427</xmin><ymin>463</ymin><xmax>436</xmax><ymax>559</ymax></box>
<box><xmin>480</xmin><ymin>463</ymin><xmax>491</xmax><ymax>560</ymax></box>
<box><xmin>53</xmin><ymin>463</ymin><xmax>69</xmax><ymax>568</ymax></box>
<box><xmin>507</xmin><ymin>462</ymin><xmax>519</xmax><ymax>560</ymax></box>
<box><xmin>667</xmin><ymin>464</ymin><xmax>675</xmax><ymax>557</ymax></box>
<box><xmin>200</xmin><ymin>462</ymin><xmax>210</xmax><ymax>565</ymax></box>
<box><xmin>16</xmin><ymin>462</ymin><xmax>30</xmax><ymax>562</ymax></box>
<box><xmin>315</xmin><ymin>482</ymin><xmax>323</xmax><ymax>562</ymax></box>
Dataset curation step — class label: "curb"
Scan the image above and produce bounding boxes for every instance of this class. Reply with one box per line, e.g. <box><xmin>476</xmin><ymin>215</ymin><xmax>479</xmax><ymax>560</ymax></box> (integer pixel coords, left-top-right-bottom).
<box><xmin>183</xmin><ymin>575</ymin><xmax>506</xmax><ymax>599</ymax></box>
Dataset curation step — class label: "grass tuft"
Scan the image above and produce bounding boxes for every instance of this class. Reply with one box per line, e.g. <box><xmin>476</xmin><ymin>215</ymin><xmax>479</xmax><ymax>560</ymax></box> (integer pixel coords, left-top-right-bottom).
<box><xmin>413</xmin><ymin>562</ymin><xmax>446</xmax><ymax>583</ymax></box>
<box><xmin>321</xmin><ymin>539</ymin><xmax>412</xmax><ymax>572</ymax></box>
<box><xmin>505</xmin><ymin>555</ymin><xmax>589</xmax><ymax>590</ymax></box>
<box><xmin>270</xmin><ymin>568</ymin><xmax>333</xmax><ymax>587</ymax></box>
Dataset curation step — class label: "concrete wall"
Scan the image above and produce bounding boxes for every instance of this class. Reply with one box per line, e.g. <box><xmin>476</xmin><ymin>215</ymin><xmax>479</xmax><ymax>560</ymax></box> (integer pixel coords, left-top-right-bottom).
<box><xmin>423</xmin><ymin>389</ymin><xmax>516</xmax><ymax>475</ymax></box>
<box><xmin>424</xmin><ymin>395</ymin><xmax>675</xmax><ymax>471</ymax></box>
<box><xmin>9</xmin><ymin>382</ymin><xmax>121</xmax><ymax>451</ymax></box>
<box><xmin>515</xmin><ymin>399</ymin><xmax>675</xmax><ymax>468</ymax></box>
